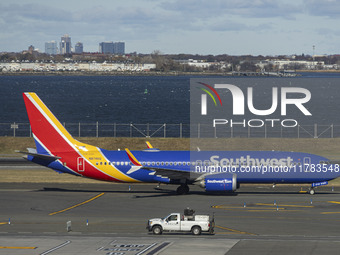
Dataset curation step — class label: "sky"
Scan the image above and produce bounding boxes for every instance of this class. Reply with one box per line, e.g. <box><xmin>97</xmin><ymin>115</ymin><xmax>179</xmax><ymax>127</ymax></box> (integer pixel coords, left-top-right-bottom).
<box><xmin>1</xmin><ymin>0</ymin><xmax>340</xmax><ymax>56</ymax></box>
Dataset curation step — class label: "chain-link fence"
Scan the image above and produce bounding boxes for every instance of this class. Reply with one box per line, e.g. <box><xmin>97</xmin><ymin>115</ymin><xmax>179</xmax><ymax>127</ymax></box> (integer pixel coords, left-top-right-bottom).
<box><xmin>1</xmin><ymin>122</ymin><xmax>339</xmax><ymax>138</ymax></box>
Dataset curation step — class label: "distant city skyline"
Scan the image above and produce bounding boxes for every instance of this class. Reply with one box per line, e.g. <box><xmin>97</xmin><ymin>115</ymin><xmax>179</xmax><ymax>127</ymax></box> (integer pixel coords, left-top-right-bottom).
<box><xmin>1</xmin><ymin>0</ymin><xmax>340</xmax><ymax>55</ymax></box>
<box><xmin>44</xmin><ymin>36</ymin><xmax>125</xmax><ymax>55</ymax></box>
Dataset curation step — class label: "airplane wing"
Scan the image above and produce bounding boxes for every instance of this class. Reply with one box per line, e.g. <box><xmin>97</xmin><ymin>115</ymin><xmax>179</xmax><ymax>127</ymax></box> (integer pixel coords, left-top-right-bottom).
<box><xmin>125</xmin><ymin>148</ymin><xmax>201</xmax><ymax>181</ymax></box>
<box><xmin>142</xmin><ymin>166</ymin><xmax>227</xmax><ymax>181</ymax></box>
<box><xmin>143</xmin><ymin>166</ymin><xmax>195</xmax><ymax>180</ymax></box>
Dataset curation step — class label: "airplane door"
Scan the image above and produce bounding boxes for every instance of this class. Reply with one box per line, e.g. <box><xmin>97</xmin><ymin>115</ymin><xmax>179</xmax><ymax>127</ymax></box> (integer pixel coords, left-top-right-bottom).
<box><xmin>303</xmin><ymin>157</ymin><xmax>311</xmax><ymax>172</ymax></box>
<box><xmin>77</xmin><ymin>157</ymin><xmax>85</xmax><ymax>172</ymax></box>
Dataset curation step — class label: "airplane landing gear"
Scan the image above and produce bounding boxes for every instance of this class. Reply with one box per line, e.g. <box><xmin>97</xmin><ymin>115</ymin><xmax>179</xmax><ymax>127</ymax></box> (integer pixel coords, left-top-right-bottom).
<box><xmin>176</xmin><ymin>184</ymin><xmax>189</xmax><ymax>195</ymax></box>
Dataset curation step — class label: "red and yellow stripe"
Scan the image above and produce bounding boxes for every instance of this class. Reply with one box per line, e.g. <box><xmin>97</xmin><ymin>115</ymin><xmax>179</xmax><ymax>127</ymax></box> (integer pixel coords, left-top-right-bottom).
<box><xmin>23</xmin><ymin>92</ymin><xmax>138</xmax><ymax>183</ymax></box>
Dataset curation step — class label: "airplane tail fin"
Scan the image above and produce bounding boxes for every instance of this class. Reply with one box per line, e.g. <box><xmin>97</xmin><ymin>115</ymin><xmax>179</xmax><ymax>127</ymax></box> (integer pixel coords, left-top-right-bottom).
<box><xmin>23</xmin><ymin>92</ymin><xmax>81</xmax><ymax>155</ymax></box>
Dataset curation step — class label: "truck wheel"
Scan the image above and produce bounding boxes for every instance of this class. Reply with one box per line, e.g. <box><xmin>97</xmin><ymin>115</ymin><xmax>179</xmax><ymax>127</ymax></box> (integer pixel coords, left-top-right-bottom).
<box><xmin>192</xmin><ymin>226</ymin><xmax>201</xmax><ymax>235</ymax></box>
<box><xmin>152</xmin><ymin>225</ymin><xmax>162</xmax><ymax>235</ymax></box>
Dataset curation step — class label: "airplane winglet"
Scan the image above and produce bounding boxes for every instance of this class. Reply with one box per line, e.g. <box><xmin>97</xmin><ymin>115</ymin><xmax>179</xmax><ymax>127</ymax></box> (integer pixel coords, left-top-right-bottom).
<box><xmin>146</xmin><ymin>141</ymin><xmax>153</xmax><ymax>149</ymax></box>
<box><xmin>125</xmin><ymin>148</ymin><xmax>142</xmax><ymax>166</ymax></box>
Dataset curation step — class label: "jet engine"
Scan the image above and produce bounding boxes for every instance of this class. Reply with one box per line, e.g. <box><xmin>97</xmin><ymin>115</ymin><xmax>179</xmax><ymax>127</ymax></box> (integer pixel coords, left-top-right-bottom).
<box><xmin>198</xmin><ymin>173</ymin><xmax>237</xmax><ymax>192</ymax></box>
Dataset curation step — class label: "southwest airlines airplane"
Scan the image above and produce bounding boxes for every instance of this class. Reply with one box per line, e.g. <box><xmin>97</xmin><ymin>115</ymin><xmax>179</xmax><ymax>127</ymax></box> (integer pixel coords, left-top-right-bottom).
<box><xmin>20</xmin><ymin>92</ymin><xmax>340</xmax><ymax>195</ymax></box>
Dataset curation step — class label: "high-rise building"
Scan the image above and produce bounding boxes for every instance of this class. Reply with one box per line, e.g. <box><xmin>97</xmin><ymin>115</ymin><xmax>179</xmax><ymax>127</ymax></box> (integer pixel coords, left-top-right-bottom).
<box><xmin>60</xmin><ymin>34</ymin><xmax>72</xmax><ymax>54</ymax></box>
<box><xmin>99</xmin><ymin>42</ymin><xmax>114</xmax><ymax>54</ymax></box>
<box><xmin>113</xmin><ymin>42</ymin><xmax>125</xmax><ymax>55</ymax></box>
<box><xmin>28</xmin><ymin>45</ymin><xmax>35</xmax><ymax>54</ymax></box>
<box><xmin>75</xmin><ymin>42</ymin><xmax>83</xmax><ymax>54</ymax></box>
<box><xmin>45</xmin><ymin>41</ymin><xmax>58</xmax><ymax>55</ymax></box>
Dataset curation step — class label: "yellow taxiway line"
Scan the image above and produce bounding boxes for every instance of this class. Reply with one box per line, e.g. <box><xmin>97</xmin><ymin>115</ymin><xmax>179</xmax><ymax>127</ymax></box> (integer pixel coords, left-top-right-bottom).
<box><xmin>321</xmin><ymin>201</ymin><xmax>340</xmax><ymax>214</ymax></box>
<box><xmin>328</xmin><ymin>201</ymin><xmax>340</xmax><ymax>204</ymax></box>
<box><xmin>215</xmin><ymin>225</ymin><xmax>257</xmax><ymax>236</ymax></box>
<box><xmin>49</xmin><ymin>192</ymin><xmax>105</xmax><ymax>216</ymax></box>
<box><xmin>255</xmin><ymin>203</ymin><xmax>314</xmax><ymax>208</ymax></box>
<box><xmin>0</xmin><ymin>246</ymin><xmax>37</xmax><ymax>249</ymax></box>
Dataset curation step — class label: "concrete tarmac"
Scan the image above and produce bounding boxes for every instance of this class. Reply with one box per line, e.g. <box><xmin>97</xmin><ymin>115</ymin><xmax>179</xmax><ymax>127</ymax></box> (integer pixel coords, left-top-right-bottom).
<box><xmin>1</xmin><ymin>182</ymin><xmax>340</xmax><ymax>254</ymax></box>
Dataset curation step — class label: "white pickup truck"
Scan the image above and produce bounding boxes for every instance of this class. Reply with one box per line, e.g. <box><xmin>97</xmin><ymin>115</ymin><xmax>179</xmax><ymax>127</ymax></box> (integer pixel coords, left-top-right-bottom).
<box><xmin>147</xmin><ymin>209</ymin><xmax>214</xmax><ymax>235</ymax></box>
